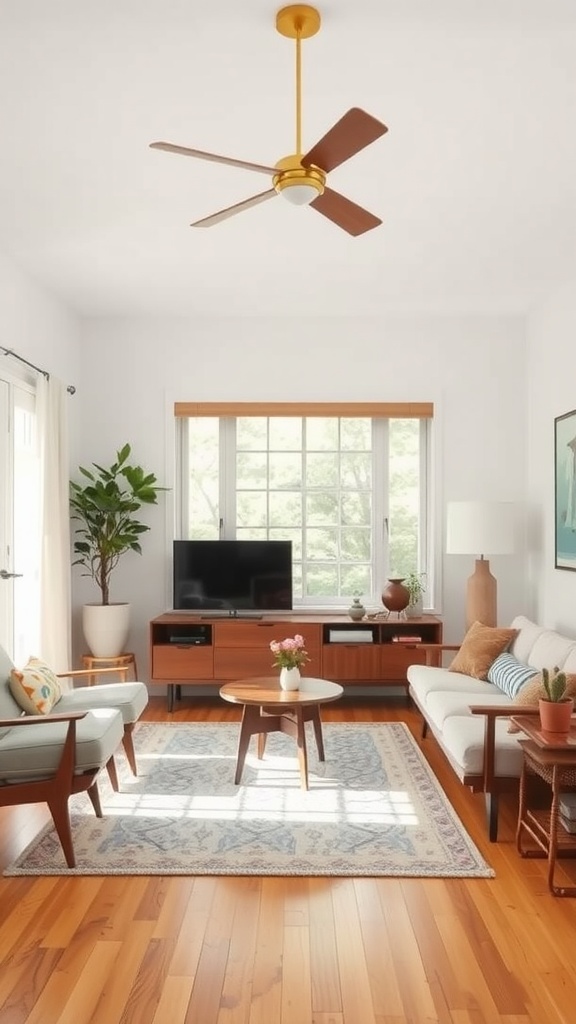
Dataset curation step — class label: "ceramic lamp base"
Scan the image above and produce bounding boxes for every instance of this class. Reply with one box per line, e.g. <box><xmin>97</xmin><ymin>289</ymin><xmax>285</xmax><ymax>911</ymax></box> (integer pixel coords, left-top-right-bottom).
<box><xmin>466</xmin><ymin>559</ymin><xmax>496</xmax><ymax>629</ymax></box>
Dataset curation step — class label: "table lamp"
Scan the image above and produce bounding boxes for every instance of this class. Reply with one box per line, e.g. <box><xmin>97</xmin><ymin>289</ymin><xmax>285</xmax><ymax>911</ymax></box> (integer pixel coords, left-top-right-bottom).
<box><xmin>446</xmin><ymin>501</ymin><xmax>516</xmax><ymax>629</ymax></box>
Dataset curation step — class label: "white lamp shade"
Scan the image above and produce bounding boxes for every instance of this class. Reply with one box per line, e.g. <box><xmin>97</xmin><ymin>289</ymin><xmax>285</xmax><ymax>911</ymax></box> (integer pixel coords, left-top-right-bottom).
<box><xmin>446</xmin><ymin>501</ymin><xmax>517</xmax><ymax>556</ymax></box>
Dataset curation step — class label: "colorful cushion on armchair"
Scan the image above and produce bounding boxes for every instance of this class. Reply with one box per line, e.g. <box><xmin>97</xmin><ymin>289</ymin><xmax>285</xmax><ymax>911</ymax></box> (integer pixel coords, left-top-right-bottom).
<box><xmin>9</xmin><ymin>657</ymin><xmax>62</xmax><ymax>715</ymax></box>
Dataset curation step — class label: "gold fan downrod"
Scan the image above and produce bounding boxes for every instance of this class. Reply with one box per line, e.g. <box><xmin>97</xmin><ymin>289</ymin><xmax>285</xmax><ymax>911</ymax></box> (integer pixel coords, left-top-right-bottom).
<box><xmin>276</xmin><ymin>5</ymin><xmax>320</xmax><ymax>157</ymax></box>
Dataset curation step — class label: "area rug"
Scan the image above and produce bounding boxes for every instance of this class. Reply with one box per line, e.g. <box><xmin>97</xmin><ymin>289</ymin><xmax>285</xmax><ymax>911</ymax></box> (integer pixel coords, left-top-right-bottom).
<box><xmin>5</xmin><ymin>722</ymin><xmax>494</xmax><ymax>878</ymax></box>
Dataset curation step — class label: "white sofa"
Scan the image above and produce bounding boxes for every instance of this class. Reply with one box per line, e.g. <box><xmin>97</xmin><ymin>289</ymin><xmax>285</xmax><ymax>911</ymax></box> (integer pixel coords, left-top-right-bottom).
<box><xmin>407</xmin><ymin>615</ymin><xmax>576</xmax><ymax>840</ymax></box>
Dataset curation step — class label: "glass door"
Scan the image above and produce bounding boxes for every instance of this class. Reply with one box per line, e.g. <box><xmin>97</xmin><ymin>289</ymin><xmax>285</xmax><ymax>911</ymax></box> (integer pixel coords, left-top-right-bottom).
<box><xmin>0</xmin><ymin>376</ymin><xmax>41</xmax><ymax>663</ymax></box>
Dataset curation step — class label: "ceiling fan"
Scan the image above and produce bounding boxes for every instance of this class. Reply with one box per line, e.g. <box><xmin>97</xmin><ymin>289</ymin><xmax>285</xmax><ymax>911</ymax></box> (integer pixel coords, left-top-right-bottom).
<box><xmin>150</xmin><ymin>4</ymin><xmax>388</xmax><ymax>236</ymax></box>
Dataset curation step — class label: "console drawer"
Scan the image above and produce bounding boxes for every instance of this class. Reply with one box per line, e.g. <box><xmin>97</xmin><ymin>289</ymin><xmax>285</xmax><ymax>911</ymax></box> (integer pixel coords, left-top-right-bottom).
<box><xmin>152</xmin><ymin>645</ymin><xmax>214</xmax><ymax>681</ymax></box>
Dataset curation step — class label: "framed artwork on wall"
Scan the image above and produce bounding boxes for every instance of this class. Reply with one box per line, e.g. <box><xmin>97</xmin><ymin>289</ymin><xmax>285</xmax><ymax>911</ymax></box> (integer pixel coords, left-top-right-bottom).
<box><xmin>555</xmin><ymin>408</ymin><xmax>576</xmax><ymax>570</ymax></box>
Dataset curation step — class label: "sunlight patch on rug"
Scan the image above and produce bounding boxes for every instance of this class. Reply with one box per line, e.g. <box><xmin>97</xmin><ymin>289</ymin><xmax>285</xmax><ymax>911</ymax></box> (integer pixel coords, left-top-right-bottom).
<box><xmin>4</xmin><ymin>722</ymin><xmax>494</xmax><ymax>878</ymax></box>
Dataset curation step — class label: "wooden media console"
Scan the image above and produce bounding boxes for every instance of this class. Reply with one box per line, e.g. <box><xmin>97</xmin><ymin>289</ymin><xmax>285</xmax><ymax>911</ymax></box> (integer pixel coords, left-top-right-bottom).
<box><xmin>149</xmin><ymin>612</ymin><xmax>443</xmax><ymax>710</ymax></box>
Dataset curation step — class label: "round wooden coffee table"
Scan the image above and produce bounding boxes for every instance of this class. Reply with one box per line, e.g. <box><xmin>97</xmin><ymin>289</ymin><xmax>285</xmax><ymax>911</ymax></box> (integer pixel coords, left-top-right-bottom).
<box><xmin>219</xmin><ymin>676</ymin><xmax>343</xmax><ymax>790</ymax></box>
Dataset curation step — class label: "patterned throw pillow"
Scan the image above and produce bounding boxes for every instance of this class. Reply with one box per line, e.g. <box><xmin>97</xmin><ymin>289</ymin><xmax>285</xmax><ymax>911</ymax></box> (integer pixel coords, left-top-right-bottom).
<box><xmin>9</xmin><ymin>657</ymin><xmax>62</xmax><ymax>715</ymax></box>
<box><xmin>449</xmin><ymin>621</ymin><xmax>518</xmax><ymax>681</ymax></box>
<box><xmin>487</xmin><ymin>652</ymin><xmax>539</xmax><ymax>698</ymax></box>
<box><xmin>507</xmin><ymin>672</ymin><xmax>576</xmax><ymax>732</ymax></box>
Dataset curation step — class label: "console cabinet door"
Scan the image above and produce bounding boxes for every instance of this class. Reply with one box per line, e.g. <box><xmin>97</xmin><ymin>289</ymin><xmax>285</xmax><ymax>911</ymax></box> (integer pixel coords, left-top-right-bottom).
<box><xmin>152</xmin><ymin>645</ymin><xmax>214</xmax><ymax>680</ymax></box>
<box><xmin>322</xmin><ymin>645</ymin><xmax>382</xmax><ymax>681</ymax></box>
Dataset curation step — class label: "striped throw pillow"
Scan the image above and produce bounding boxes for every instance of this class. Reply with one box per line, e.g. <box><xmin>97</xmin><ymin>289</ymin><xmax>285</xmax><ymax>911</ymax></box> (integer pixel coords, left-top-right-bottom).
<box><xmin>487</xmin><ymin>652</ymin><xmax>539</xmax><ymax>698</ymax></box>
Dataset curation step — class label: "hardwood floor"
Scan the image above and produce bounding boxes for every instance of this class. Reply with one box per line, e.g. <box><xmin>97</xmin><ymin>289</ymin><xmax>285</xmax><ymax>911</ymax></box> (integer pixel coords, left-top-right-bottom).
<box><xmin>1</xmin><ymin>696</ymin><xmax>576</xmax><ymax>1024</ymax></box>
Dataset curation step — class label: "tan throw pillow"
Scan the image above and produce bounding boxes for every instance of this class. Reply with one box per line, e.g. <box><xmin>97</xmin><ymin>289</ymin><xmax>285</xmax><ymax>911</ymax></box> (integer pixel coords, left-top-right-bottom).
<box><xmin>9</xmin><ymin>656</ymin><xmax>62</xmax><ymax>715</ymax></box>
<box><xmin>449</xmin><ymin>621</ymin><xmax>518</xmax><ymax>681</ymax></box>
<box><xmin>508</xmin><ymin>673</ymin><xmax>576</xmax><ymax>732</ymax></box>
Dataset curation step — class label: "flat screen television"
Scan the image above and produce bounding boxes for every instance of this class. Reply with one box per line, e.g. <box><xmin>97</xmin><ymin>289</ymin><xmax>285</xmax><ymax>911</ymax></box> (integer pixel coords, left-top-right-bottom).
<box><xmin>173</xmin><ymin>540</ymin><xmax>293</xmax><ymax>613</ymax></box>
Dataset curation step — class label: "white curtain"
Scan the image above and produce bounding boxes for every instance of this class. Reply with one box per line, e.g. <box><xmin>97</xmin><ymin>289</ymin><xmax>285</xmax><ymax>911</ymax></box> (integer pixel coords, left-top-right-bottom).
<box><xmin>36</xmin><ymin>376</ymin><xmax>71</xmax><ymax>670</ymax></box>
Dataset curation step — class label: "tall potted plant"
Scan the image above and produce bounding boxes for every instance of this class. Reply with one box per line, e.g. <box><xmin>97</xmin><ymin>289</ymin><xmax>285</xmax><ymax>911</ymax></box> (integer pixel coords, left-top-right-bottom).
<box><xmin>70</xmin><ymin>443</ymin><xmax>166</xmax><ymax>657</ymax></box>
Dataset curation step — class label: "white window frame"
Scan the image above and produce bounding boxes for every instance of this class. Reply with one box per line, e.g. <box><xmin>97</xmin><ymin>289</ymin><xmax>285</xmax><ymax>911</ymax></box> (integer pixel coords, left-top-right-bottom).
<box><xmin>174</xmin><ymin>403</ymin><xmax>434</xmax><ymax>609</ymax></box>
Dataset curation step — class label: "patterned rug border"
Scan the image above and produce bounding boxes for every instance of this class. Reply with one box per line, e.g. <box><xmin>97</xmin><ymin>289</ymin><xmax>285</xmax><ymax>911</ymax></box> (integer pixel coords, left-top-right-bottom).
<box><xmin>5</xmin><ymin>721</ymin><xmax>495</xmax><ymax>879</ymax></box>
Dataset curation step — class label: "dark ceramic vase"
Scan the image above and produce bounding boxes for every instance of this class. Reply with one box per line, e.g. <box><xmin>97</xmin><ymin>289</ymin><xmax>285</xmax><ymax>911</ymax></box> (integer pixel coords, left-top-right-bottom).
<box><xmin>382</xmin><ymin>577</ymin><xmax>410</xmax><ymax>614</ymax></box>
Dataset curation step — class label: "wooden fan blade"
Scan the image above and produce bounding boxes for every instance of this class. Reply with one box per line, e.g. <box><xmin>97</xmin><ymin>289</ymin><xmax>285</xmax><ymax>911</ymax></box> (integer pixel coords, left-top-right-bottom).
<box><xmin>150</xmin><ymin>142</ymin><xmax>278</xmax><ymax>176</ymax></box>
<box><xmin>191</xmin><ymin>189</ymin><xmax>278</xmax><ymax>228</ymax></box>
<box><xmin>310</xmin><ymin>187</ymin><xmax>382</xmax><ymax>236</ymax></box>
<box><xmin>302</xmin><ymin>108</ymin><xmax>388</xmax><ymax>173</ymax></box>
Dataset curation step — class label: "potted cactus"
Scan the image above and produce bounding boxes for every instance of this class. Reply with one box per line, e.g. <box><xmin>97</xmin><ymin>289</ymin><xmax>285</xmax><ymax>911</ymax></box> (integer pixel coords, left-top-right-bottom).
<box><xmin>539</xmin><ymin>667</ymin><xmax>574</xmax><ymax>733</ymax></box>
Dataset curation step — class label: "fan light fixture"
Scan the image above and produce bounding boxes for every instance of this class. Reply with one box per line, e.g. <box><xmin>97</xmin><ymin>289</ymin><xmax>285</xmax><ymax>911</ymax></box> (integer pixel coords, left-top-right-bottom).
<box><xmin>273</xmin><ymin>163</ymin><xmax>326</xmax><ymax>205</ymax></box>
<box><xmin>149</xmin><ymin>5</ymin><xmax>388</xmax><ymax>234</ymax></box>
<box><xmin>280</xmin><ymin>183</ymin><xmax>319</xmax><ymax>204</ymax></box>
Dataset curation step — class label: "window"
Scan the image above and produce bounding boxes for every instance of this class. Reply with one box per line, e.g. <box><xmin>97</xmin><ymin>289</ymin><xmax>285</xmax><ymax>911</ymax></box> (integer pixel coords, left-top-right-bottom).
<box><xmin>175</xmin><ymin>403</ymin><xmax>433</xmax><ymax>607</ymax></box>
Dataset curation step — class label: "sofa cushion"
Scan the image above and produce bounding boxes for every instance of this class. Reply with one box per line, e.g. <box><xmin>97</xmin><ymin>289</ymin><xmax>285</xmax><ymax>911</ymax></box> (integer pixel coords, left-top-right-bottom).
<box><xmin>449</xmin><ymin>621</ymin><xmax>517</xmax><ymax>680</ymax></box>
<box><xmin>487</xmin><ymin>652</ymin><xmax>540</xmax><ymax>698</ymax></box>
<box><xmin>407</xmin><ymin>664</ymin><xmax>496</xmax><ymax>705</ymax></box>
<box><xmin>561</xmin><ymin>648</ymin><xmax>576</xmax><ymax>674</ymax></box>
<box><xmin>424</xmin><ymin>688</ymin><xmax>511</xmax><ymax>733</ymax></box>
<box><xmin>9</xmin><ymin>657</ymin><xmax>62</xmax><ymax>715</ymax></box>
<box><xmin>508</xmin><ymin>616</ymin><xmax>547</xmax><ymax>664</ymax></box>
<box><xmin>525</xmin><ymin>631</ymin><xmax>576</xmax><ymax>671</ymax></box>
<box><xmin>440</xmin><ymin>715</ymin><xmax>525</xmax><ymax>778</ymax></box>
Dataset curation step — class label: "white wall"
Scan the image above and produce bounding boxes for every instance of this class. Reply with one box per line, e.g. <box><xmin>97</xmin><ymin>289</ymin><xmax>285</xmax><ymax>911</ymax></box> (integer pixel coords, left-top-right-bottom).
<box><xmin>527</xmin><ymin>282</ymin><xmax>576</xmax><ymax>636</ymax></box>
<box><xmin>2</xmin><ymin>246</ymin><xmax>571</xmax><ymax>673</ymax></box>
<box><xmin>76</xmin><ymin>313</ymin><xmax>531</xmax><ymax>675</ymax></box>
<box><xmin>0</xmin><ymin>252</ymin><xmax>80</xmax><ymax>391</ymax></box>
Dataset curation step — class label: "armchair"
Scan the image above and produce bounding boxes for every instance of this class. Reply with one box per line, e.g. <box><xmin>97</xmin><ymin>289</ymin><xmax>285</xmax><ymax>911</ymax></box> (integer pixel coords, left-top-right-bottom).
<box><xmin>0</xmin><ymin>645</ymin><xmax>148</xmax><ymax>868</ymax></box>
<box><xmin>0</xmin><ymin>706</ymin><xmax>123</xmax><ymax>867</ymax></box>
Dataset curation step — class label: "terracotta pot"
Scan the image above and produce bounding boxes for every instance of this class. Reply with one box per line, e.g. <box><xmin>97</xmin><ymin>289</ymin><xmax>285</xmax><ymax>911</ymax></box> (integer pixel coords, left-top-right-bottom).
<box><xmin>382</xmin><ymin>578</ymin><xmax>410</xmax><ymax>614</ymax></box>
<box><xmin>539</xmin><ymin>697</ymin><xmax>574</xmax><ymax>734</ymax></box>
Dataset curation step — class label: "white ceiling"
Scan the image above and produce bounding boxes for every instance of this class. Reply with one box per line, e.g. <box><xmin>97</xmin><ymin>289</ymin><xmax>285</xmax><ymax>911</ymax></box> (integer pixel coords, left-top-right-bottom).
<box><xmin>1</xmin><ymin>0</ymin><xmax>576</xmax><ymax>318</ymax></box>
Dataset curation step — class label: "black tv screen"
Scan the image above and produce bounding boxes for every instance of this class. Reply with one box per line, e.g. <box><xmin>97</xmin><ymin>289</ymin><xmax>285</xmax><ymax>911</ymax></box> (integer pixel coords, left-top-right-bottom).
<box><xmin>173</xmin><ymin>540</ymin><xmax>293</xmax><ymax>612</ymax></box>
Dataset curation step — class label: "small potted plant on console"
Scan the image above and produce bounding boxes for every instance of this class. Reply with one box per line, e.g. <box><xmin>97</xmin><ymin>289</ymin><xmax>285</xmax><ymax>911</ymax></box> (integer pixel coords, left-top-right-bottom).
<box><xmin>539</xmin><ymin>666</ymin><xmax>574</xmax><ymax>733</ymax></box>
<box><xmin>405</xmin><ymin>572</ymin><xmax>426</xmax><ymax>618</ymax></box>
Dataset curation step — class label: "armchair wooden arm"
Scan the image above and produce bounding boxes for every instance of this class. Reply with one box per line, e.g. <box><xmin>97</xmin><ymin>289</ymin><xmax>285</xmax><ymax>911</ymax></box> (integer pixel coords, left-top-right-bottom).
<box><xmin>0</xmin><ymin>709</ymin><xmax>117</xmax><ymax>868</ymax></box>
<box><xmin>0</xmin><ymin>711</ymin><xmax>87</xmax><ymax>728</ymax></box>
<box><xmin>57</xmin><ymin>666</ymin><xmax>129</xmax><ymax>684</ymax></box>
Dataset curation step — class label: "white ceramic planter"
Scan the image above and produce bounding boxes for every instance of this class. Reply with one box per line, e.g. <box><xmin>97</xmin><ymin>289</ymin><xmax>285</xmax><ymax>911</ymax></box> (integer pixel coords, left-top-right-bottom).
<box><xmin>82</xmin><ymin>603</ymin><xmax>130</xmax><ymax>657</ymax></box>
<box><xmin>407</xmin><ymin>597</ymin><xmax>424</xmax><ymax>618</ymax></box>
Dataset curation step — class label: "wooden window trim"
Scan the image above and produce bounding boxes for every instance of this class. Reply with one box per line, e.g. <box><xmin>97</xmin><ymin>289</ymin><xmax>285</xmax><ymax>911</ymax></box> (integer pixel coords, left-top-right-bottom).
<box><xmin>174</xmin><ymin>402</ymin><xmax>434</xmax><ymax>418</ymax></box>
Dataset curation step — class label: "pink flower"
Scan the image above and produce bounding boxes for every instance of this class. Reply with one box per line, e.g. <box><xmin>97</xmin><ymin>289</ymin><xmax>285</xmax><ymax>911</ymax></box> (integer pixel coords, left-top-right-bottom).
<box><xmin>270</xmin><ymin>635</ymin><xmax>309</xmax><ymax>669</ymax></box>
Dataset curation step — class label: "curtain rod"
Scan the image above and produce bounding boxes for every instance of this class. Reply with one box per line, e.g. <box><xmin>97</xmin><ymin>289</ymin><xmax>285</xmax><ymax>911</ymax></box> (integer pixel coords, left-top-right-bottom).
<box><xmin>0</xmin><ymin>346</ymin><xmax>76</xmax><ymax>394</ymax></box>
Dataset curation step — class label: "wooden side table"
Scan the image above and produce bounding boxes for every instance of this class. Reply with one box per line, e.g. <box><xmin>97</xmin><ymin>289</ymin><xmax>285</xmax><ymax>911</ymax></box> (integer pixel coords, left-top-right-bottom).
<box><xmin>511</xmin><ymin>714</ymin><xmax>576</xmax><ymax>897</ymax></box>
<box><xmin>81</xmin><ymin>653</ymin><xmax>138</xmax><ymax>686</ymax></box>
